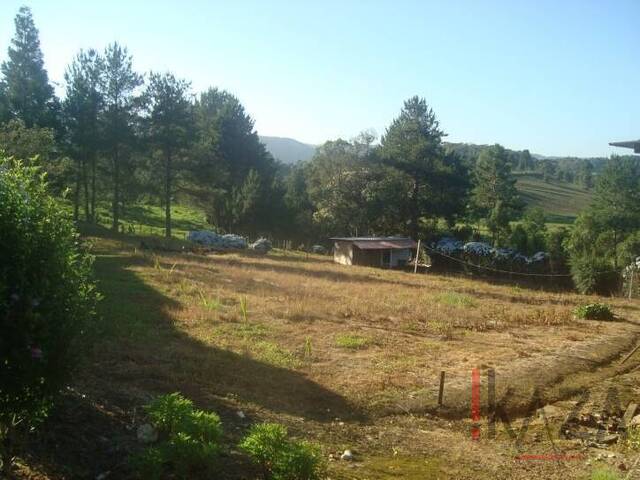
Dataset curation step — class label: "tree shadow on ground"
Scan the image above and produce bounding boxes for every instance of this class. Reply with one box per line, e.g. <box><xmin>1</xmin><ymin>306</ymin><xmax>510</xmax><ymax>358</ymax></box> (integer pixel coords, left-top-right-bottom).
<box><xmin>92</xmin><ymin>251</ymin><xmax>362</xmax><ymax>420</ymax></box>
<box><xmin>22</xmin><ymin>244</ymin><xmax>364</xmax><ymax>479</ymax></box>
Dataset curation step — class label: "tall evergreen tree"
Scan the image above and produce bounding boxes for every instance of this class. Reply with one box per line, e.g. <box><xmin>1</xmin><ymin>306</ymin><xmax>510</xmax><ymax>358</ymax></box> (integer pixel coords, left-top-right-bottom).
<box><xmin>192</xmin><ymin>88</ymin><xmax>276</xmax><ymax>233</ymax></box>
<box><xmin>578</xmin><ymin>160</ymin><xmax>594</xmax><ymax>189</ymax></box>
<box><xmin>282</xmin><ymin>164</ymin><xmax>315</xmax><ymax>242</ymax></box>
<box><xmin>101</xmin><ymin>43</ymin><xmax>143</xmax><ymax>231</ymax></box>
<box><xmin>380</xmin><ymin>96</ymin><xmax>467</xmax><ymax>238</ymax></box>
<box><xmin>145</xmin><ymin>72</ymin><xmax>193</xmax><ymax>237</ymax></box>
<box><xmin>63</xmin><ymin>49</ymin><xmax>104</xmax><ymax>221</ymax></box>
<box><xmin>471</xmin><ymin>144</ymin><xmax>522</xmax><ymax>245</ymax></box>
<box><xmin>0</xmin><ymin>6</ymin><xmax>58</xmax><ymax>129</ymax></box>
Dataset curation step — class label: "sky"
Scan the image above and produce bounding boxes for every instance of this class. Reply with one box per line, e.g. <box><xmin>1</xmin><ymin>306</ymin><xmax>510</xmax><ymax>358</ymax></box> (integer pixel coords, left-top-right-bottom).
<box><xmin>0</xmin><ymin>0</ymin><xmax>638</xmax><ymax>157</ymax></box>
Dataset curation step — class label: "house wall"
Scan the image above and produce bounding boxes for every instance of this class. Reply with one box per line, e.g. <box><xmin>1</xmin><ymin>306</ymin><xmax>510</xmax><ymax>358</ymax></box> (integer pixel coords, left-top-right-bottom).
<box><xmin>333</xmin><ymin>241</ymin><xmax>353</xmax><ymax>265</ymax></box>
<box><xmin>352</xmin><ymin>247</ymin><xmax>383</xmax><ymax>267</ymax></box>
<box><xmin>333</xmin><ymin>243</ymin><xmax>414</xmax><ymax>268</ymax></box>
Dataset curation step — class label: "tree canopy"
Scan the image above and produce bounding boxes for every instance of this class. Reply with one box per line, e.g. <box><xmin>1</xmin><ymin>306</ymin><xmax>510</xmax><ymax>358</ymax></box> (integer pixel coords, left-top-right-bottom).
<box><xmin>0</xmin><ymin>7</ymin><xmax>57</xmax><ymax>129</ymax></box>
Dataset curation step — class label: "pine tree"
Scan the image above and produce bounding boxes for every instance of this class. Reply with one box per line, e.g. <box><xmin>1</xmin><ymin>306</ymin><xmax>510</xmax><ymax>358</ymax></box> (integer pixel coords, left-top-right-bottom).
<box><xmin>471</xmin><ymin>144</ymin><xmax>522</xmax><ymax>245</ymax></box>
<box><xmin>146</xmin><ymin>72</ymin><xmax>193</xmax><ymax>237</ymax></box>
<box><xmin>381</xmin><ymin>96</ymin><xmax>467</xmax><ymax>238</ymax></box>
<box><xmin>233</xmin><ymin>169</ymin><xmax>262</xmax><ymax>236</ymax></box>
<box><xmin>1</xmin><ymin>6</ymin><xmax>58</xmax><ymax>129</ymax></box>
<box><xmin>63</xmin><ymin>49</ymin><xmax>104</xmax><ymax>221</ymax></box>
<box><xmin>191</xmin><ymin>88</ymin><xmax>275</xmax><ymax>233</ymax></box>
<box><xmin>101</xmin><ymin>43</ymin><xmax>143</xmax><ymax>231</ymax></box>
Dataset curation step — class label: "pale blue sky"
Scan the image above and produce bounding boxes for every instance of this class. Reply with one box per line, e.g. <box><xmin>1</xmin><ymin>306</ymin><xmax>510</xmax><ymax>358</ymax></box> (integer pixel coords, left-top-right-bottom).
<box><xmin>0</xmin><ymin>0</ymin><xmax>638</xmax><ymax>157</ymax></box>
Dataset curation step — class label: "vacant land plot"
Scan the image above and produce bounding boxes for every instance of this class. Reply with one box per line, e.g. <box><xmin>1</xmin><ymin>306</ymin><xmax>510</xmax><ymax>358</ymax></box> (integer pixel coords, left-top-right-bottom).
<box><xmin>17</xmin><ymin>229</ymin><xmax>640</xmax><ymax>479</ymax></box>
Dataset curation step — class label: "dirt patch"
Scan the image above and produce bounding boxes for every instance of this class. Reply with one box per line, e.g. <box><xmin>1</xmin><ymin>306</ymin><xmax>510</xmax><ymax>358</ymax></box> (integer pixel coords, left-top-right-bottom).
<box><xmin>396</xmin><ymin>322</ymin><xmax>640</xmax><ymax>418</ymax></box>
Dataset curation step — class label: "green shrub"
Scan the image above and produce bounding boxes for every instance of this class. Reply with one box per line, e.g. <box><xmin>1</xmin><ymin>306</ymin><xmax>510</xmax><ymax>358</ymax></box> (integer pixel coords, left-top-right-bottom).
<box><xmin>573</xmin><ymin>303</ymin><xmax>614</xmax><ymax>321</ymax></box>
<box><xmin>144</xmin><ymin>392</ymin><xmax>195</xmax><ymax>436</ymax></box>
<box><xmin>240</xmin><ymin>423</ymin><xmax>325</xmax><ymax>480</ymax></box>
<box><xmin>0</xmin><ymin>158</ymin><xmax>98</xmax><ymax>473</ymax></box>
<box><xmin>546</xmin><ymin>227</ymin><xmax>569</xmax><ymax>272</ymax></box>
<box><xmin>570</xmin><ymin>256</ymin><xmax>621</xmax><ymax>295</ymax></box>
<box><xmin>132</xmin><ymin>392</ymin><xmax>223</xmax><ymax>479</ymax></box>
<box><xmin>240</xmin><ymin>423</ymin><xmax>289</xmax><ymax>477</ymax></box>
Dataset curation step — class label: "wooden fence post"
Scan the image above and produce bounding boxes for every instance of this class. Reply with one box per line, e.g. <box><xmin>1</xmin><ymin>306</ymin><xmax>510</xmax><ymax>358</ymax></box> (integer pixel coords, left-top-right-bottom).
<box><xmin>438</xmin><ymin>370</ymin><xmax>445</xmax><ymax>407</ymax></box>
<box><xmin>414</xmin><ymin>239</ymin><xmax>421</xmax><ymax>273</ymax></box>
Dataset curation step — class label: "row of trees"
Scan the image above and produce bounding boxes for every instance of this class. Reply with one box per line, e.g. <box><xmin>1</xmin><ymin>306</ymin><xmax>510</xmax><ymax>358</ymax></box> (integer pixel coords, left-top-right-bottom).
<box><xmin>1</xmin><ymin>7</ymin><xmax>638</xmax><ymax>294</ymax></box>
<box><xmin>296</xmin><ymin>116</ymin><xmax>523</xmax><ymax>246</ymax></box>
<box><xmin>567</xmin><ymin>157</ymin><xmax>640</xmax><ymax>293</ymax></box>
<box><xmin>0</xmin><ymin>7</ymin><xmax>277</xmax><ymax>238</ymax></box>
<box><xmin>0</xmin><ymin>7</ymin><xmax>520</xmax><ymax>244</ymax></box>
<box><xmin>448</xmin><ymin>142</ymin><xmax>610</xmax><ymax>189</ymax></box>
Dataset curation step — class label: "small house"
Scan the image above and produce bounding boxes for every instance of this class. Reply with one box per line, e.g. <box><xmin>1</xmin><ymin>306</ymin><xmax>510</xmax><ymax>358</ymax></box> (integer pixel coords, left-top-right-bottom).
<box><xmin>330</xmin><ymin>237</ymin><xmax>417</xmax><ymax>268</ymax></box>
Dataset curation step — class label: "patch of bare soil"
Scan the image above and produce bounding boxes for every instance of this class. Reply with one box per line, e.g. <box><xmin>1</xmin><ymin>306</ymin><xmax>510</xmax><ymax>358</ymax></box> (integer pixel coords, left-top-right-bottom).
<box><xmin>397</xmin><ymin>320</ymin><xmax>640</xmax><ymax>418</ymax></box>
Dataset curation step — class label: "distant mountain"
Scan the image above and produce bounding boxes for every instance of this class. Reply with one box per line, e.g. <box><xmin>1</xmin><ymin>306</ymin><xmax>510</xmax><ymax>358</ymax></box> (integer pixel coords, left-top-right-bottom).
<box><xmin>260</xmin><ymin>136</ymin><xmax>316</xmax><ymax>164</ymax></box>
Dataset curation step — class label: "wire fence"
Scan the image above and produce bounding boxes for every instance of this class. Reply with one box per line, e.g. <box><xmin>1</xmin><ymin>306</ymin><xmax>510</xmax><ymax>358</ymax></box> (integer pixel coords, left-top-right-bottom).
<box><xmin>422</xmin><ymin>244</ymin><xmax>575</xmax><ymax>278</ymax></box>
<box><xmin>421</xmin><ymin>245</ymin><xmax>638</xmax><ymax>298</ymax></box>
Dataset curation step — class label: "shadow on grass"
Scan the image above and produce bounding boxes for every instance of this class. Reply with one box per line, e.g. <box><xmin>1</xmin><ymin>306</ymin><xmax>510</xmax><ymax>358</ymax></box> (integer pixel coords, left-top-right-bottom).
<box><xmin>23</xmin><ymin>244</ymin><xmax>363</xmax><ymax>479</ymax></box>
<box><xmin>92</xmin><ymin>251</ymin><xmax>361</xmax><ymax>420</ymax></box>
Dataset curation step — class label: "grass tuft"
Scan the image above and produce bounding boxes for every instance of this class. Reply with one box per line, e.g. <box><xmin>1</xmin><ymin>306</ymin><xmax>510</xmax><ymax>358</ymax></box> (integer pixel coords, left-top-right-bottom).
<box><xmin>434</xmin><ymin>291</ymin><xmax>476</xmax><ymax>308</ymax></box>
<box><xmin>252</xmin><ymin>341</ymin><xmax>301</xmax><ymax>369</ymax></box>
<box><xmin>335</xmin><ymin>333</ymin><xmax>371</xmax><ymax>350</ymax></box>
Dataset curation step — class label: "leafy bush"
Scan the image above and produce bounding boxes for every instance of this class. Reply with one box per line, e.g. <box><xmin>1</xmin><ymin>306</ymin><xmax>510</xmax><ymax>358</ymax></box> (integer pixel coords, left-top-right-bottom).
<box><xmin>132</xmin><ymin>392</ymin><xmax>223</xmax><ymax>479</ymax></box>
<box><xmin>0</xmin><ymin>158</ymin><xmax>98</xmax><ymax>473</ymax></box>
<box><xmin>545</xmin><ymin>227</ymin><xmax>569</xmax><ymax>273</ymax></box>
<box><xmin>573</xmin><ymin>303</ymin><xmax>614</xmax><ymax>321</ymax></box>
<box><xmin>144</xmin><ymin>392</ymin><xmax>196</xmax><ymax>436</ymax></box>
<box><xmin>240</xmin><ymin>423</ymin><xmax>325</xmax><ymax>480</ymax></box>
<box><xmin>569</xmin><ymin>255</ymin><xmax>621</xmax><ymax>295</ymax></box>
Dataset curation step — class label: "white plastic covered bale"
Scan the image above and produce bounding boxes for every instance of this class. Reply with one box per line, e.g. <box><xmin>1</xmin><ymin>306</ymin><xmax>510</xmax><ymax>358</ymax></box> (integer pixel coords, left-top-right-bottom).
<box><xmin>434</xmin><ymin>237</ymin><xmax>463</xmax><ymax>255</ymax></box>
<box><xmin>186</xmin><ymin>230</ymin><xmax>247</xmax><ymax>250</ymax></box>
<box><xmin>249</xmin><ymin>238</ymin><xmax>272</xmax><ymax>254</ymax></box>
<box><xmin>463</xmin><ymin>242</ymin><xmax>494</xmax><ymax>257</ymax></box>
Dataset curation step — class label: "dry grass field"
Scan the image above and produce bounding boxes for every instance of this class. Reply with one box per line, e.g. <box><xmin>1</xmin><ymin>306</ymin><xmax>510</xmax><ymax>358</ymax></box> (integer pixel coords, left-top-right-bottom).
<box><xmin>17</xmin><ymin>228</ymin><xmax>640</xmax><ymax>479</ymax></box>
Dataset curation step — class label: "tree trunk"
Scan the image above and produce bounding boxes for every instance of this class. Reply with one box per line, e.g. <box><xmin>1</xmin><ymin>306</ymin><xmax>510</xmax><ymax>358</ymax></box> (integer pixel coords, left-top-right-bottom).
<box><xmin>111</xmin><ymin>147</ymin><xmax>120</xmax><ymax>231</ymax></box>
<box><xmin>73</xmin><ymin>162</ymin><xmax>81</xmax><ymax>221</ymax></box>
<box><xmin>90</xmin><ymin>152</ymin><xmax>96</xmax><ymax>223</ymax></box>
<box><xmin>165</xmin><ymin>150</ymin><xmax>172</xmax><ymax>238</ymax></box>
<box><xmin>82</xmin><ymin>156</ymin><xmax>90</xmax><ymax>222</ymax></box>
